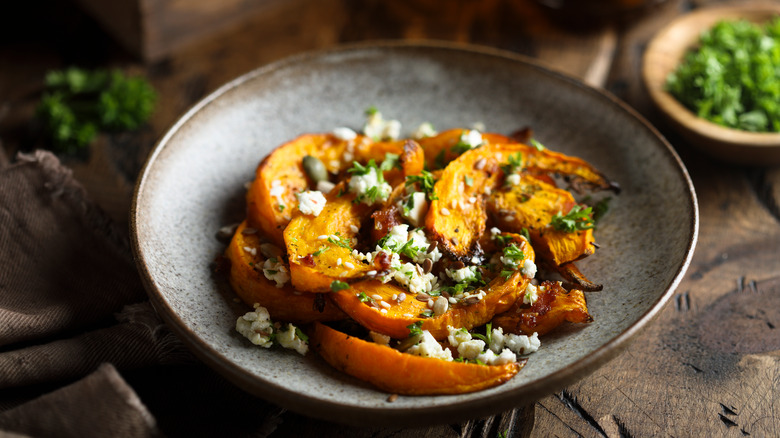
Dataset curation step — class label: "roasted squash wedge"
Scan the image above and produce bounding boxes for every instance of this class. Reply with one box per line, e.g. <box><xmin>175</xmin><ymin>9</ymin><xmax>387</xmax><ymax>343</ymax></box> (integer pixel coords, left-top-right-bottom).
<box><xmin>310</xmin><ymin>322</ymin><xmax>522</xmax><ymax>395</ymax></box>
<box><xmin>425</xmin><ymin>144</ymin><xmax>505</xmax><ymax>259</ymax></box>
<box><xmin>487</xmin><ymin>174</ymin><xmax>596</xmax><ymax>266</ymax></box>
<box><xmin>247</xmin><ymin>133</ymin><xmax>364</xmax><ymax>246</ymax></box>
<box><xmin>226</xmin><ymin>221</ymin><xmax>346</xmax><ymax>323</ymax></box>
<box><xmin>417</xmin><ymin>129</ymin><xmax>514</xmax><ymax>170</ymax></box>
<box><xmin>492</xmin><ymin>281</ymin><xmax>592</xmax><ymax>336</ymax></box>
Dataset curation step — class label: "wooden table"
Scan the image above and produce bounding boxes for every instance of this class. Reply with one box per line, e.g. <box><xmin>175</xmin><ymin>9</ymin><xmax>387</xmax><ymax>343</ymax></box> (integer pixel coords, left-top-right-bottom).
<box><xmin>2</xmin><ymin>0</ymin><xmax>779</xmax><ymax>435</ymax></box>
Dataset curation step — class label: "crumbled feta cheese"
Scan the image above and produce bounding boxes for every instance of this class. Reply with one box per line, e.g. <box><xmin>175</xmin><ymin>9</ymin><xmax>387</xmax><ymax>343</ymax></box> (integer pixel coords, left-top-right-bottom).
<box><xmin>406</xmin><ymin>330</ymin><xmax>453</xmax><ymax>361</ymax></box>
<box><xmin>363</xmin><ymin>111</ymin><xmax>402</xmax><ymax>141</ymax></box>
<box><xmin>235</xmin><ymin>305</ymin><xmax>274</xmax><ymax>347</ymax></box>
<box><xmin>459</xmin><ymin>130</ymin><xmax>483</xmax><ymax>149</ymax></box>
<box><xmin>504</xmin><ymin>332</ymin><xmax>541</xmax><ymax>355</ymax></box>
<box><xmin>523</xmin><ymin>283</ymin><xmax>539</xmax><ymax>305</ymax></box>
<box><xmin>333</xmin><ymin>126</ymin><xmax>358</xmax><ymax>141</ymax></box>
<box><xmin>476</xmin><ymin>349</ymin><xmax>497</xmax><ymax>365</ymax></box>
<box><xmin>269</xmin><ymin>180</ymin><xmax>285</xmax><ymax>209</ymax></box>
<box><xmin>446</xmin><ymin>266</ymin><xmax>477</xmax><ymax>283</ymax></box>
<box><xmin>408</xmin><ymin>228</ymin><xmax>441</xmax><ymax>263</ymax></box>
<box><xmin>500</xmin><ymin>254</ymin><xmax>518</xmax><ymax>269</ymax></box>
<box><xmin>400</xmin><ymin>192</ymin><xmax>428</xmax><ymax>227</ymax></box>
<box><xmin>392</xmin><ymin>262</ymin><xmax>437</xmax><ymax>294</ymax></box>
<box><xmin>458</xmin><ymin>339</ymin><xmax>486</xmax><ymax>360</ymax></box>
<box><xmin>383</xmin><ymin>224</ymin><xmax>410</xmax><ymax>250</ymax></box>
<box><xmin>370</xmin><ymin>331</ymin><xmax>391</xmax><ymax>345</ymax></box>
<box><xmin>489</xmin><ymin>326</ymin><xmax>506</xmax><ymax>354</ymax></box>
<box><xmin>296</xmin><ymin>190</ymin><xmax>327</xmax><ymax>216</ymax></box>
<box><xmin>317</xmin><ymin>180</ymin><xmax>335</xmax><ymax>194</ymax></box>
<box><xmin>493</xmin><ymin>349</ymin><xmax>517</xmax><ymax>365</ymax></box>
<box><xmin>276</xmin><ymin>323</ymin><xmax>308</xmax><ymax>355</ymax></box>
<box><xmin>447</xmin><ymin>326</ymin><xmax>472</xmax><ymax>347</ymax></box>
<box><xmin>490</xmin><ymin>227</ymin><xmax>502</xmax><ymax>236</ymax></box>
<box><xmin>505</xmin><ymin>173</ymin><xmax>521</xmax><ymax>186</ymax></box>
<box><xmin>348</xmin><ymin>166</ymin><xmax>392</xmax><ymax>205</ymax></box>
<box><xmin>263</xmin><ymin>258</ymin><xmax>290</xmax><ymax>288</ymax></box>
<box><xmin>521</xmin><ymin>259</ymin><xmax>537</xmax><ymax>278</ymax></box>
<box><xmin>412</xmin><ymin>122</ymin><xmax>437</xmax><ymax>139</ymax></box>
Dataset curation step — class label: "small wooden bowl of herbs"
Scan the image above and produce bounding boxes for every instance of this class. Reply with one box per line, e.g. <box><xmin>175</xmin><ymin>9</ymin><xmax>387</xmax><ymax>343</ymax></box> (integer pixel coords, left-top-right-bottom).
<box><xmin>643</xmin><ymin>4</ymin><xmax>780</xmax><ymax>165</ymax></box>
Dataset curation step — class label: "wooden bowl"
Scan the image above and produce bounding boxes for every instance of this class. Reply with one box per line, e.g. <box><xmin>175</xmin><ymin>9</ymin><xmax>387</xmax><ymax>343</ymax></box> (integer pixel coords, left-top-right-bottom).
<box><xmin>643</xmin><ymin>3</ymin><xmax>780</xmax><ymax>165</ymax></box>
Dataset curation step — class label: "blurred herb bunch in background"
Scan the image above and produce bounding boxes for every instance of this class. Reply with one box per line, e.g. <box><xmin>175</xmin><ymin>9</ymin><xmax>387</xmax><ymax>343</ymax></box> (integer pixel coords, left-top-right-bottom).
<box><xmin>36</xmin><ymin>67</ymin><xmax>157</xmax><ymax>153</ymax></box>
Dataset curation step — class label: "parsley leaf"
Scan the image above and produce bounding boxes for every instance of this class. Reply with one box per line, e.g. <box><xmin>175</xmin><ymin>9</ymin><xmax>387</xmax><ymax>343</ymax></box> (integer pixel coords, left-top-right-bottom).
<box><xmin>357</xmin><ymin>292</ymin><xmax>373</xmax><ymax>302</ymax></box>
<box><xmin>379</xmin><ymin>153</ymin><xmax>401</xmax><ymax>172</ymax></box>
<box><xmin>327</xmin><ymin>233</ymin><xmax>352</xmax><ymax>249</ymax></box>
<box><xmin>550</xmin><ymin>205</ymin><xmax>595</xmax><ymax>232</ymax></box>
<box><xmin>500</xmin><ymin>152</ymin><xmax>523</xmax><ymax>175</ymax></box>
<box><xmin>529</xmin><ymin>139</ymin><xmax>546</xmax><ymax>151</ymax></box>
<box><xmin>407</xmin><ymin>321</ymin><xmax>424</xmax><ymax>336</ymax></box>
<box><xmin>405</xmin><ymin>170</ymin><xmax>438</xmax><ymax>200</ymax></box>
<box><xmin>295</xmin><ymin>327</ymin><xmax>309</xmax><ymax>342</ymax></box>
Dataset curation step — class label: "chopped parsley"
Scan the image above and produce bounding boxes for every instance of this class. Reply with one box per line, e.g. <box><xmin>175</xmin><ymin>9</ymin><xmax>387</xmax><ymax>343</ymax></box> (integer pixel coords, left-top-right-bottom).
<box><xmin>295</xmin><ymin>327</ymin><xmax>309</xmax><ymax>342</ymax></box>
<box><xmin>405</xmin><ymin>170</ymin><xmax>438</xmax><ymax>200</ymax></box>
<box><xmin>500</xmin><ymin>152</ymin><xmax>523</xmax><ymax>175</ymax></box>
<box><xmin>472</xmin><ymin>323</ymin><xmax>493</xmax><ymax>345</ymax></box>
<box><xmin>277</xmin><ymin>204</ymin><xmax>285</xmax><ymax>212</ymax></box>
<box><xmin>666</xmin><ymin>18</ymin><xmax>780</xmax><ymax>132</ymax></box>
<box><xmin>330</xmin><ymin>280</ymin><xmax>350</xmax><ymax>292</ymax></box>
<box><xmin>464</xmin><ymin>175</ymin><xmax>474</xmax><ymax>187</ymax></box>
<box><xmin>530</xmin><ymin>138</ymin><xmax>546</xmax><ymax>151</ymax></box>
<box><xmin>520</xmin><ymin>227</ymin><xmax>531</xmax><ymax>241</ymax></box>
<box><xmin>312</xmin><ymin>246</ymin><xmax>329</xmax><ymax>257</ymax></box>
<box><xmin>365</xmin><ymin>106</ymin><xmax>378</xmax><ymax>116</ymax></box>
<box><xmin>501</xmin><ymin>243</ymin><xmax>525</xmax><ymax>267</ymax></box>
<box><xmin>550</xmin><ymin>205</ymin><xmax>595</xmax><ymax>232</ymax></box>
<box><xmin>327</xmin><ymin>232</ymin><xmax>352</xmax><ymax>249</ymax></box>
<box><xmin>407</xmin><ymin>321</ymin><xmax>424</xmax><ymax>336</ymax></box>
<box><xmin>500</xmin><ymin>270</ymin><xmax>514</xmax><ymax>279</ymax></box>
<box><xmin>379</xmin><ymin>153</ymin><xmax>401</xmax><ymax>171</ymax></box>
<box><xmin>357</xmin><ymin>292</ymin><xmax>373</xmax><ymax>302</ymax></box>
<box><xmin>591</xmin><ymin>197</ymin><xmax>612</xmax><ymax>224</ymax></box>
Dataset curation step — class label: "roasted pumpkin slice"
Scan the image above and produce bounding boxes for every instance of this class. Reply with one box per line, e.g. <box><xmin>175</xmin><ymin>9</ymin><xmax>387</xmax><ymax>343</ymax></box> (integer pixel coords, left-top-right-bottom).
<box><xmin>226</xmin><ymin>221</ymin><xmax>346</xmax><ymax>323</ymax></box>
<box><xmin>492</xmin><ymin>281</ymin><xmax>593</xmax><ymax>336</ymax></box>
<box><xmin>425</xmin><ymin>144</ymin><xmax>505</xmax><ymax>259</ymax></box>
<box><xmin>349</xmin><ymin>139</ymin><xmax>425</xmax><ymax>187</ymax></box>
<box><xmin>246</xmin><ymin>133</ymin><xmax>365</xmax><ymax>246</ymax></box>
<box><xmin>310</xmin><ymin>322</ymin><xmax>521</xmax><ymax>395</ymax></box>
<box><xmin>331</xmin><ymin>240</ymin><xmax>534</xmax><ymax>340</ymax></box>
<box><xmin>283</xmin><ymin>186</ymin><xmax>378</xmax><ymax>293</ymax></box>
<box><xmin>417</xmin><ymin>129</ymin><xmax>514</xmax><ymax>170</ymax></box>
<box><xmin>487</xmin><ymin>174</ymin><xmax>595</xmax><ymax>266</ymax></box>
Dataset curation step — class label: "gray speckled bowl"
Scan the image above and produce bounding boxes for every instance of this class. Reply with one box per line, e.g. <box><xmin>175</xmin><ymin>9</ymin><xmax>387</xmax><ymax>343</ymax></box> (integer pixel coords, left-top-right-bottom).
<box><xmin>131</xmin><ymin>42</ymin><xmax>698</xmax><ymax>427</ymax></box>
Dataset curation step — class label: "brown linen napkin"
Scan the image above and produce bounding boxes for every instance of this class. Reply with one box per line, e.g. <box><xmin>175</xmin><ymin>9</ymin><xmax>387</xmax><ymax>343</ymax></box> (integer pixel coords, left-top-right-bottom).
<box><xmin>0</xmin><ymin>363</ymin><xmax>162</xmax><ymax>438</ymax></box>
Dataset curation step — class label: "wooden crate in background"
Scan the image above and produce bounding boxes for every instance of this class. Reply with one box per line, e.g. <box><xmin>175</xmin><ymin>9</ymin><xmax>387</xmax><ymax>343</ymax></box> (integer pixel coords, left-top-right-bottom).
<box><xmin>73</xmin><ymin>0</ymin><xmax>282</xmax><ymax>61</ymax></box>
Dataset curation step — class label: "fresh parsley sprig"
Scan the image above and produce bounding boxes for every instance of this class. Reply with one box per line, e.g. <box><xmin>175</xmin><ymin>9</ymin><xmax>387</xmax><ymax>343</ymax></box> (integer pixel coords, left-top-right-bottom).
<box><xmin>550</xmin><ymin>205</ymin><xmax>595</xmax><ymax>232</ymax></box>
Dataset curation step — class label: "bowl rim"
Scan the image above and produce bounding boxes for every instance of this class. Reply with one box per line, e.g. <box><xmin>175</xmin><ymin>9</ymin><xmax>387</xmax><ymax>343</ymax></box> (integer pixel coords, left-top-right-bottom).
<box><xmin>131</xmin><ymin>40</ymin><xmax>699</xmax><ymax>426</ymax></box>
<box><xmin>642</xmin><ymin>3</ymin><xmax>780</xmax><ymax>147</ymax></box>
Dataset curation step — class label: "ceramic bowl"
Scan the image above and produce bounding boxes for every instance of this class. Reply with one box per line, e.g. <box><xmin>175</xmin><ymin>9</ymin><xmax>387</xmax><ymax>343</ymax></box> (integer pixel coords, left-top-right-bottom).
<box><xmin>132</xmin><ymin>41</ymin><xmax>698</xmax><ymax>427</ymax></box>
<box><xmin>643</xmin><ymin>3</ymin><xmax>780</xmax><ymax>165</ymax></box>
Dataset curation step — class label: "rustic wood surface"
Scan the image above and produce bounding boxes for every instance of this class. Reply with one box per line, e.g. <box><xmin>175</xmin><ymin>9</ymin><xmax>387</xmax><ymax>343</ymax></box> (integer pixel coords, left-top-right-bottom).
<box><xmin>2</xmin><ymin>0</ymin><xmax>779</xmax><ymax>436</ymax></box>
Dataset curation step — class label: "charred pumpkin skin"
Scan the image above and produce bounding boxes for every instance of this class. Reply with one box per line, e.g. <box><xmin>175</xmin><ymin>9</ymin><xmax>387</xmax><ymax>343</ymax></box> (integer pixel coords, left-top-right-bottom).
<box><xmin>226</xmin><ymin>221</ymin><xmax>346</xmax><ymax>323</ymax></box>
<box><xmin>283</xmin><ymin>184</ymin><xmax>383</xmax><ymax>293</ymax></box>
<box><xmin>310</xmin><ymin>322</ymin><xmax>522</xmax><ymax>395</ymax></box>
<box><xmin>247</xmin><ymin>133</ymin><xmax>366</xmax><ymax>246</ymax></box>
<box><xmin>492</xmin><ymin>281</ymin><xmax>593</xmax><ymax>336</ymax></box>
<box><xmin>330</xmin><ymin>238</ymin><xmax>535</xmax><ymax>340</ymax></box>
<box><xmin>488</xmin><ymin>174</ymin><xmax>595</xmax><ymax>266</ymax></box>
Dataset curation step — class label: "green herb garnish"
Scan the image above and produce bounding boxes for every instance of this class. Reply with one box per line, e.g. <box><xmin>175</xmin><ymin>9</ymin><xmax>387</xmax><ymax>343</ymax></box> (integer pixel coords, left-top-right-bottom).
<box><xmin>500</xmin><ymin>152</ymin><xmax>523</xmax><ymax>175</ymax></box>
<box><xmin>665</xmin><ymin>18</ymin><xmax>780</xmax><ymax>132</ymax></box>
<box><xmin>36</xmin><ymin>67</ymin><xmax>157</xmax><ymax>153</ymax></box>
<box><xmin>405</xmin><ymin>170</ymin><xmax>438</xmax><ymax>200</ymax></box>
<box><xmin>407</xmin><ymin>321</ymin><xmax>424</xmax><ymax>336</ymax></box>
<box><xmin>550</xmin><ymin>205</ymin><xmax>594</xmax><ymax>232</ymax></box>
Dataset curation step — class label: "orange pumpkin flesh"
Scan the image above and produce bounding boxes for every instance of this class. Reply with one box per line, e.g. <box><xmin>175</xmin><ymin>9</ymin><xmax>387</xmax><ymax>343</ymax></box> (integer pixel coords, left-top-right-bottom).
<box><xmin>310</xmin><ymin>322</ymin><xmax>522</xmax><ymax>395</ymax></box>
<box><xmin>226</xmin><ymin>221</ymin><xmax>346</xmax><ymax>323</ymax></box>
<box><xmin>492</xmin><ymin>281</ymin><xmax>593</xmax><ymax>336</ymax></box>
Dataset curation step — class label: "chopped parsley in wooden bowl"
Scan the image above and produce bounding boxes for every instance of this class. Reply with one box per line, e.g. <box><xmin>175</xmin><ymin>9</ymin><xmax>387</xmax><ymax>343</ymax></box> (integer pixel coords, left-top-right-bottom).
<box><xmin>643</xmin><ymin>4</ymin><xmax>780</xmax><ymax>165</ymax></box>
